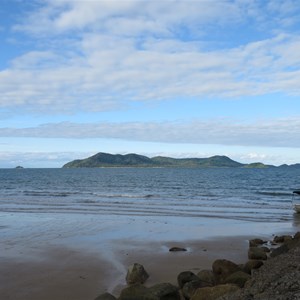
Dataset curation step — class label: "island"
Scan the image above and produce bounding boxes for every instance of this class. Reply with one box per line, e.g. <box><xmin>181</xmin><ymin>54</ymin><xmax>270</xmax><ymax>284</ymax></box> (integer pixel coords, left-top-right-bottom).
<box><xmin>62</xmin><ymin>152</ymin><xmax>274</xmax><ymax>168</ymax></box>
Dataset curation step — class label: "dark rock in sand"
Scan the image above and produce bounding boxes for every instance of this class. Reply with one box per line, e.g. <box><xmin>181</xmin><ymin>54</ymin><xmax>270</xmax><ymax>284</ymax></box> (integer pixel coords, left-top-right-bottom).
<box><xmin>148</xmin><ymin>282</ymin><xmax>180</xmax><ymax>300</ymax></box>
<box><xmin>260</xmin><ymin>246</ymin><xmax>270</xmax><ymax>253</ymax></box>
<box><xmin>119</xmin><ymin>283</ymin><xmax>179</xmax><ymax>300</ymax></box>
<box><xmin>94</xmin><ymin>292</ymin><xmax>117</xmax><ymax>300</ymax></box>
<box><xmin>248</xmin><ymin>247</ymin><xmax>267</xmax><ymax>260</ymax></box>
<box><xmin>169</xmin><ymin>247</ymin><xmax>187</xmax><ymax>252</ymax></box>
<box><xmin>224</xmin><ymin>270</ymin><xmax>251</xmax><ymax>288</ymax></box>
<box><xmin>293</xmin><ymin>231</ymin><xmax>300</xmax><ymax>240</ymax></box>
<box><xmin>243</xmin><ymin>260</ymin><xmax>264</xmax><ymax>274</ymax></box>
<box><xmin>182</xmin><ymin>279</ymin><xmax>206</xmax><ymax>299</ymax></box>
<box><xmin>119</xmin><ymin>284</ymin><xmax>150</xmax><ymax>300</ymax></box>
<box><xmin>177</xmin><ymin>271</ymin><xmax>200</xmax><ymax>288</ymax></box>
<box><xmin>197</xmin><ymin>269</ymin><xmax>216</xmax><ymax>286</ymax></box>
<box><xmin>190</xmin><ymin>284</ymin><xmax>240</xmax><ymax>300</ymax></box>
<box><xmin>249</xmin><ymin>238</ymin><xmax>265</xmax><ymax>247</ymax></box>
<box><xmin>270</xmin><ymin>243</ymin><xmax>290</xmax><ymax>257</ymax></box>
<box><xmin>273</xmin><ymin>235</ymin><xmax>292</xmax><ymax>243</ymax></box>
<box><xmin>126</xmin><ymin>263</ymin><xmax>149</xmax><ymax>285</ymax></box>
<box><xmin>212</xmin><ymin>259</ymin><xmax>240</xmax><ymax>283</ymax></box>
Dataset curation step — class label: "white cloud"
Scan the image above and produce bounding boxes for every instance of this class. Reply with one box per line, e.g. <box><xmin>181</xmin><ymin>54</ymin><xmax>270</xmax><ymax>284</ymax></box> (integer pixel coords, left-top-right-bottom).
<box><xmin>1</xmin><ymin>32</ymin><xmax>300</xmax><ymax>113</ymax></box>
<box><xmin>1</xmin><ymin>117</ymin><xmax>300</xmax><ymax>148</ymax></box>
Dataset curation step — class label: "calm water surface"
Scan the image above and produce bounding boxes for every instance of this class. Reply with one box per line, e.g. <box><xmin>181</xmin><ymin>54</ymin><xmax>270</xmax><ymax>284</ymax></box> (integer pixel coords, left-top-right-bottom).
<box><xmin>1</xmin><ymin>167</ymin><xmax>300</xmax><ymax>223</ymax></box>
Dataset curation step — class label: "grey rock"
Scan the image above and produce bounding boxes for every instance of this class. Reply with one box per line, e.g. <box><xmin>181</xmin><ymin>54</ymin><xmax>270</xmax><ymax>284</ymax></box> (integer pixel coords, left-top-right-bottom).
<box><xmin>273</xmin><ymin>235</ymin><xmax>292</xmax><ymax>244</ymax></box>
<box><xmin>190</xmin><ymin>284</ymin><xmax>240</xmax><ymax>300</ymax></box>
<box><xmin>249</xmin><ymin>238</ymin><xmax>265</xmax><ymax>247</ymax></box>
<box><xmin>243</xmin><ymin>260</ymin><xmax>264</xmax><ymax>274</ymax></box>
<box><xmin>94</xmin><ymin>292</ymin><xmax>117</xmax><ymax>300</ymax></box>
<box><xmin>220</xmin><ymin>245</ymin><xmax>300</xmax><ymax>300</ymax></box>
<box><xmin>248</xmin><ymin>247</ymin><xmax>267</xmax><ymax>260</ymax></box>
<box><xmin>224</xmin><ymin>271</ymin><xmax>251</xmax><ymax>288</ymax></box>
<box><xmin>118</xmin><ymin>284</ymin><xmax>150</xmax><ymax>300</ymax></box>
<box><xmin>182</xmin><ymin>279</ymin><xmax>205</xmax><ymax>299</ymax></box>
<box><xmin>197</xmin><ymin>269</ymin><xmax>215</xmax><ymax>286</ymax></box>
<box><xmin>126</xmin><ymin>263</ymin><xmax>149</xmax><ymax>285</ymax></box>
<box><xmin>148</xmin><ymin>283</ymin><xmax>180</xmax><ymax>300</ymax></box>
<box><xmin>212</xmin><ymin>259</ymin><xmax>240</xmax><ymax>284</ymax></box>
<box><xmin>270</xmin><ymin>244</ymin><xmax>289</xmax><ymax>258</ymax></box>
<box><xmin>177</xmin><ymin>271</ymin><xmax>200</xmax><ymax>288</ymax></box>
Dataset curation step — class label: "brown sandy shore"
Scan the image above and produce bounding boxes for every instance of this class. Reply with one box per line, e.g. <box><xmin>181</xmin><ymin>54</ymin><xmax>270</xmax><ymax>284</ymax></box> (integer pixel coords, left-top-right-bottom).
<box><xmin>0</xmin><ymin>236</ymin><xmax>253</xmax><ymax>300</ymax></box>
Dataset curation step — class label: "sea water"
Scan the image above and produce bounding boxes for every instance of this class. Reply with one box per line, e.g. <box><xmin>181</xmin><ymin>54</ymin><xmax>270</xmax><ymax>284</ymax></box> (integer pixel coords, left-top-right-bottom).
<box><xmin>1</xmin><ymin>167</ymin><xmax>300</xmax><ymax>255</ymax></box>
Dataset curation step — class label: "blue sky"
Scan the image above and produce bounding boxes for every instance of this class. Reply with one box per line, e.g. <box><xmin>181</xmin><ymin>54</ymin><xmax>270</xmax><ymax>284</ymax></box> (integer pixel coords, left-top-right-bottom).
<box><xmin>1</xmin><ymin>0</ymin><xmax>300</xmax><ymax>167</ymax></box>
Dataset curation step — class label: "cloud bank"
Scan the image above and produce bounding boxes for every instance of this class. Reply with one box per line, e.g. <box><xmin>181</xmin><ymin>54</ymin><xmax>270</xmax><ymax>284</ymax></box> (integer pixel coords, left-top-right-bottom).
<box><xmin>1</xmin><ymin>117</ymin><xmax>300</xmax><ymax>148</ymax></box>
<box><xmin>0</xmin><ymin>0</ymin><xmax>299</xmax><ymax>114</ymax></box>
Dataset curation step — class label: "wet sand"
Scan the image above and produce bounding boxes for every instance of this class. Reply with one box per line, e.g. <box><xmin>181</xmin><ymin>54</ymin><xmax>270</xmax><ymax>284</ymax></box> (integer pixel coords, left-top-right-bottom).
<box><xmin>0</xmin><ymin>235</ymin><xmax>260</xmax><ymax>300</ymax></box>
<box><xmin>1</xmin><ymin>212</ymin><xmax>298</xmax><ymax>300</ymax></box>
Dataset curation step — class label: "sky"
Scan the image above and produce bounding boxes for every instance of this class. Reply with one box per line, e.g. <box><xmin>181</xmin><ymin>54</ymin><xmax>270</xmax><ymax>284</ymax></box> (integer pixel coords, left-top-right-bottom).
<box><xmin>1</xmin><ymin>0</ymin><xmax>300</xmax><ymax>168</ymax></box>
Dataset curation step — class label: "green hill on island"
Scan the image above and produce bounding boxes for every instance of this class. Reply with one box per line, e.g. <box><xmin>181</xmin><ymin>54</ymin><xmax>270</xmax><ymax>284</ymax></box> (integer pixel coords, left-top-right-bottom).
<box><xmin>62</xmin><ymin>152</ymin><xmax>273</xmax><ymax>168</ymax></box>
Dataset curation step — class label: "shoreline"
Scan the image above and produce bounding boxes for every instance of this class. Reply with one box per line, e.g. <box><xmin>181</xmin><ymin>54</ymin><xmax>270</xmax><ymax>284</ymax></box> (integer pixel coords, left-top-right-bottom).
<box><xmin>1</xmin><ymin>212</ymin><xmax>299</xmax><ymax>299</ymax></box>
<box><xmin>0</xmin><ymin>232</ymin><xmax>292</xmax><ymax>300</ymax></box>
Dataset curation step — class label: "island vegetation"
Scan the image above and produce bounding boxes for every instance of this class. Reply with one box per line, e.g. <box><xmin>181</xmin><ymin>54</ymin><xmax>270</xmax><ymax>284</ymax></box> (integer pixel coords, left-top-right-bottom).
<box><xmin>63</xmin><ymin>152</ymin><xmax>279</xmax><ymax>168</ymax></box>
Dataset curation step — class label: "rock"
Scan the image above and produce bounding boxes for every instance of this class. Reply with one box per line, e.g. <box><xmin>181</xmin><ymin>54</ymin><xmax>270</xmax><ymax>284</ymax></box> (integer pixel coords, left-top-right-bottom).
<box><xmin>119</xmin><ymin>284</ymin><xmax>151</xmax><ymax>300</ymax></box>
<box><xmin>260</xmin><ymin>246</ymin><xmax>270</xmax><ymax>253</ymax></box>
<box><xmin>224</xmin><ymin>271</ymin><xmax>251</xmax><ymax>288</ymax></box>
<box><xmin>248</xmin><ymin>247</ymin><xmax>267</xmax><ymax>260</ymax></box>
<box><xmin>220</xmin><ymin>244</ymin><xmax>300</xmax><ymax>300</ymax></box>
<box><xmin>119</xmin><ymin>283</ymin><xmax>180</xmax><ymax>300</ymax></box>
<box><xmin>182</xmin><ymin>280</ymin><xmax>205</xmax><ymax>299</ymax></box>
<box><xmin>293</xmin><ymin>232</ymin><xmax>300</xmax><ymax>240</ymax></box>
<box><xmin>148</xmin><ymin>283</ymin><xmax>180</xmax><ymax>300</ymax></box>
<box><xmin>190</xmin><ymin>284</ymin><xmax>240</xmax><ymax>300</ymax></box>
<box><xmin>212</xmin><ymin>259</ymin><xmax>240</xmax><ymax>283</ymax></box>
<box><xmin>243</xmin><ymin>260</ymin><xmax>264</xmax><ymax>274</ymax></box>
<box><xmin>169</xmin><ymin>247</ymin><xmax>187</xmax><ymax>252</ymax></box>
<box><xmin>273</xmin><ymin>235</ymin><xmax>292</xmax><ymax>243</ymax></box>
<box><xmin>197</xmin><ymin>269</ymin><xmax>215</xmax><ymax>286</ymax></box>
<box><xmin>249</xmin><ymin>238</ymin><xmax>265</xmax><ymax>247</ymax></box>
<box><xmin>126</xmin><ymin>263</ymin><xmax>149</xmax><ymax>285</ymax></box>
<box><xmin>270</xmin><ymin>244</ymin><xmax>289</xmax><ymax>257</ymax></box>
<box><xmin>94</xmin><ymin>292</ymin><xmax>117</xmax><ymax>300</ymax></box>
<box><xmin>177</xmin><ymin>271</ymin><xmax>200</xmax><ymax>288</ymax></box>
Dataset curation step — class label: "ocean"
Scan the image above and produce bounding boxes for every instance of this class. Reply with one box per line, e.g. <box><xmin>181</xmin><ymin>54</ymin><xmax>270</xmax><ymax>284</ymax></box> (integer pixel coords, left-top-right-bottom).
<box><xmin>1</xmin><ymin>167</ymin><xmax>299</xmax><ymax>222</ymax></box>
<box><xmin>1</xmin><ymin>167</ymin><xmax>300</xmax><ymax>254</ymax></box>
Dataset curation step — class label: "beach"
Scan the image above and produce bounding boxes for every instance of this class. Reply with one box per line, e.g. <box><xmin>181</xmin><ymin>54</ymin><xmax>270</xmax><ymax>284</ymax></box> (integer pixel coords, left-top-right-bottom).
<box><xmin>1</xmin><ymin>212</ymin><xmax>298</xmax><ymax>300</ymax></box>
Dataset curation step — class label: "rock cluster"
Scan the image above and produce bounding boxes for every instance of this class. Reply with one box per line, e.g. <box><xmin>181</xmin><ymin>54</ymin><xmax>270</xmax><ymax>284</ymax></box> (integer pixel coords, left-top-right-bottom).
<box><xmin>94</xmin><ymin>232</ymin><xmax>300</xmax><ymax>300</ymax></box>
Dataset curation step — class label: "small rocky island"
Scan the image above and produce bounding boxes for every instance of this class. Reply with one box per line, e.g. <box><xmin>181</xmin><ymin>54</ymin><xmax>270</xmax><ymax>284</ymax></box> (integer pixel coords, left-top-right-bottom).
<box><xmin>62</xmin><ymin>152</ymin><xmax>274</xmax><ymax>168</ymax></box>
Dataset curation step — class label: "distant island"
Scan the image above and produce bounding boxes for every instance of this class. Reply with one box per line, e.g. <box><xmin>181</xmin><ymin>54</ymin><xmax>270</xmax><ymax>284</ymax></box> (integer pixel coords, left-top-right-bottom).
<box><xmin>62</xmin><ymin>152</ymin><xmax>292</xmax><ymax>168</ymax></box>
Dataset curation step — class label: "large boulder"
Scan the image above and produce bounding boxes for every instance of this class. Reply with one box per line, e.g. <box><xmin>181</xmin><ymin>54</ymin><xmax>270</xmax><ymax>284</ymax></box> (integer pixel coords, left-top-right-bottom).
<box><xmin>119</xmin><ymin>283</ymin><xmax>180</xmax><ymax>300</ymax></box>
<box><xmin>148</xmin><ymin>283</ymin><xmax>180</xmax><ymax>300</ymax></box>
<box><xmin>212</xmin><ymin>259</ymin><xmax>240</xmax><ymax>283</ymax></box>
<box><xmin>126</xmin><ymin>263</ymin><xmax>149</xmax><ymax>284</ymax></box>
<box><xmin>224</xmin><ymin>271</ymin><xmax>251</xmax><ymax>288</ymax></box>
<box><xmin>177</xmin><ymin>271</ymin><xmax>200</xmax><ymax>288</ymax></box>
<box><xmin>119</xmin><ymin>284</ymin><xmax>151</xmax><ymax>300</ymax></box>
<box><xmin>94</xmin><ymin>292</ymin><xmax>117</xmax><ymax>300</ymax></box>
<box><xmin>182</xmin><ymin>280</ymin><xmax>205</xmax><ymax>299</ymax></box>
<box><xmin>248</xmin><ymin>247</ymin><xmax>267</xmax><ymax>260</ymax></box>
<box><xmin>190</xmin><ymin>284</ymin><xmax>240</xmax><ymax>300</ymax></box>
<box><xmin>197</xmin><ymin>270</ymin><xmax>215</xmax><ymax>286</ymax></box>
<box><xmin>273</xmin><ymin>235</ymin><xmax>292</xmax><ymax>243</ymax></box>
<box><xmin>249</xmin><ymin>238</ymin><xmax>265</xmax><ymax>247</ymax></box>
<box><xmin>243</xmin><ymin>260</ymin><xmax>264</xmax><ymax>274</ymax></box>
